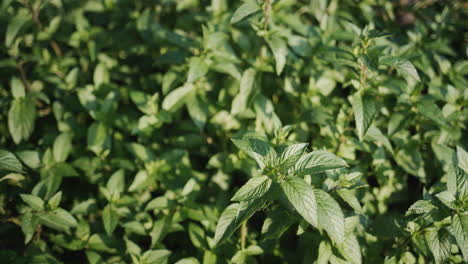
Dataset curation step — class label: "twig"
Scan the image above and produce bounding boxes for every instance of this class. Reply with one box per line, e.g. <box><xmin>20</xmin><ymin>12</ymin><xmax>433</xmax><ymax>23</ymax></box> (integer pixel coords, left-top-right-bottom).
<box><xmin>17</xmin><ymin>61</ymin><xmax>31</xmax><ymax>91</ymax></box>
<box><xmin>24</xmin><ymin>0</ymin><xmax>62</xmax><ymax>57</ymax></box>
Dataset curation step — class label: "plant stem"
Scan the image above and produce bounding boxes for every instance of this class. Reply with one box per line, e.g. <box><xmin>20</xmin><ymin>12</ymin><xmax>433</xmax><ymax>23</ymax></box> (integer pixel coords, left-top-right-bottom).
<box><xmin>24</xmin><ymin>0</ymin><xmax>62</xmax><ymax>56</ymax></box>
<box><xmin>240</xmin><ymin>221</ymin><xmax>247</xmax><ymax>250</ymax></box>
<box><xmin>17</xmin><ymin>61</ymin><xmax>31</xmax><ymax>91</ymax></box>
<box><xmin>263</xmin><ymin>0</ymin><xmax>272</xmax><ymax>31</ymax></box>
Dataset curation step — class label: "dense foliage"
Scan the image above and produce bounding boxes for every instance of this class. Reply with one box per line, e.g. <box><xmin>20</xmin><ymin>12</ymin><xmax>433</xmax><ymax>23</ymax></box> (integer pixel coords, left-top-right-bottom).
<box><xmin>0</xmin><ymin>0</ymin><xmax>467</xmax><ymax>263</ymax></box>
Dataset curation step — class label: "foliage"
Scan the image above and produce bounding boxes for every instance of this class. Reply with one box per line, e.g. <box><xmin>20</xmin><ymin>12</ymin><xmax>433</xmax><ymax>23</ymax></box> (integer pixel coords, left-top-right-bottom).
<box><xmin>0</xmin><ymin>0</ymin><xmax>467</xmax><ymax>263</ymax></box>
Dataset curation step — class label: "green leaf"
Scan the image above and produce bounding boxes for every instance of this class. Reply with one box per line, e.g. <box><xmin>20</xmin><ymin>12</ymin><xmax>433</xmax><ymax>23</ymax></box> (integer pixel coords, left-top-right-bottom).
<box><xmin>425</xmin><ymin>227</ymin><xmax>451</xmax><ymax>264</ymax></box>
<box><xmin>231</xmin><ymin>68</ymin><xmax>256</xmax><ymax>115</ymax></box>
<box><xmin>231</xmin><ymin>137</ymin><xmax>277</xmax><ymax>169</ymax></box>
<box><xmin>20</xmin><ymin>194</ymin><xmax>45</xmax><ymax>211</ymax></box>
<box><xmin>175</xmin><ymin>257</ymin><xmax>200</xmax><ymax>264</ymax></box>
<box><xmin>1</xmin><ymin>0</ymin><xmax>14</xmax><ymax>12</ymax></box>
<box><xmin>380</xmin><ymin>56</ymin><xmax>420</xmax><ymax>82</ymax></box>
<box><xmin>214</xmin><ymin>198</ymin><xmax>266</xmax><ymax>246</ymax></box>
<box><xmin>141</xmin><ymin>249</ymin><xmax>171</xmax><ymax>264</ymax></box>
<box><xmin>231</xmin><ymin>176</ymin><xmax>272</xmax><ymax>202</ymax></box>
<box><xmin>8</xmin><ymin>98</ymin><xmax>36</xmax><ymax>144</ymax></box>
<box><xmin>254</xmin><ymin>94</ymin><xmax>282</xmax><ymax>134</ymax></box>
<box><xmin>162</xmin><ymin>84</ymin><xmax>195</xmax><ymax>112</ymax></box>
<box><xmin>187</xmin><ymin>57</ymin><xmax>209</xmax><ymax>83</ymax></box>
<box><xmin>365</xmin><ymin>126</ymin><xmax>393</xmax><ymax>153</ymax></box>
<box><xmin>87</xmin><ymin>122</ymin><xmax>112</xmax><ymax>157</ymax></box>
<box><xmin>88</xmin><ymin>233</ymin><xmax>120</xmax><ymax>254</ymax></box>
<box><xmin>417</xmin><ymin>98</ymin><xmax>447</xmax><ymax>126</ymax></box>
<box><xmin>128</xmin><ymin>170</ymin><xmax>149</xmax><ymax>192</ymax></box>
<box><xmin>294</xmin><ymin>150</ymin><xmax>347</xmax><ymax>175</ymax></box>
<box><xmin>93</xmin><ymin>63</ymin><xmax>110</xmax><ymax>87</ymax></box>
<box><xmin>107</xmin><ymin>169</ymin><xmax>125</xmax><ymax>195</ymax></box>
<box><xmin>447</xmin><ymin>162</ymin><xmax>468</xmax><ymax>202</ymax></box>
<box><xmin>337</xmin><ymin>189</ymin><xmax>362</xmax><ymax>213</ymax></box>
<box><xmin>102</xmin><ymin>205</ymin><xmax>119</xmax><ymax>236</ymax></box>
<box><xmin>278</xmin><ymin>143</ymin><xmax>308</xmax><ymax>171</ymax></box>
<box><xmin>280</xmin><ymin>177</ymin><xmax>317</xmax><ymax>227</ymax></box>
<box><xmin>230</xmin><ymin>2</ymin><xmax>261</xmax><ymax>24</ymax></box>
<box><xmin>16</xmin><ymin>150</ymin><xmax>40</xmax><ymax>169</ymax></box>
<box><xmin>317</xmin><ymin>240</ymin><xmax>333</xmax><ymax>264</ymax></box>
<box><xmin>186</xmin><ymin>93</ymin><xmax>208</xmax><ymax>130</ymax></box>
<box><xmin>11</xmin><ymin>77</ymin><xmax>25</xmax><ymax>98</ymax></box>
<box><xmin>314</xmin><ymin>189</ymin><xmax>345</xmax><ymax>244</ymax></box>
<box><xmin>130</xmin><ymin>90</ymin><xmax>158</xmax><ymax>115</ymax></box>
<box><xmin>126</xmin><ymin>143</ymin><xmax>155</xmax><ymax>162</ymax></box>
<box><xmin>39</xmin><ymin>208</ymin><xmax>78</xmax><ymax>232</ymax></box>
<box><xmin>350</xmin><ymin>93</ymin><xmax>378</xmax><ymax>141</ymax></box>
<box><xmin>395</xmin><ymin>144</ymin><xmax>426</xmax><ymax>182</ymax></box>
<box><xmin>452</xmin><ymin>213</ymin><xmax>468</xmax><ymax>262</ymax></box>
<box><xmin>53</xmin><ymin>133</ymin><xmax>73</xmax><ymax>162</ymax></box>
<box><xmin>261</xmin><ymin>209</ymin><xmax>295</xmax><ymax>240</ymax></box>
<box><xmin>456</xmin><ymin>146</ymin><xmax>468</xmax><ymax>174</ymax></box>
<box><xmin>405</xmin><ymin>200</ymin><xmax>436</xmax><ymax>216</ymax></box>
<box><xmin>266</xmin><ymin>34</ymin><xmax>288</xmax><ymax>75</ymax></box>
<box><xmin>150</xmin><ymin>215</ymin><xmax>172</xmax><ymax>247</ymax></box>
<box><xmin>0</xmin><ymin>150</ymin><xmax>24</xmax><ymax>173</ymax></box>
<box><xmin>21</xmin><ymin>212</ymin><xmax>39</xmax><ymax>244</ymax></box>
<box><xmin>337</xmin><ymin>229</ymin><xmax>362</xmax><ymax>264</ymax></box>
<box><xmin>6</xmin><ymin>13</ymin><xmax>30</xmax><ymax>47</ymax></box>
<box><xmin>188</xmin><ymin>222</ymin><xmax>207</xmax><ymax>249</ymax></box>
<box><xmin>48</xmin><ymin>191</ymin><xmax>62</xmax><ymax>210</ymax></box>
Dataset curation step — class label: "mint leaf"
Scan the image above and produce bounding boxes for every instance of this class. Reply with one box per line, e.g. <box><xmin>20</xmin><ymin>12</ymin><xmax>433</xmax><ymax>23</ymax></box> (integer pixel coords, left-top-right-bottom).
<box><xmin>280</xmin><ymin>177</ymin><xmax>317</xmax><ymax>227</ymax></box>
<box><xmin>452</xmin><ymin>214</ymin><xmax>468</xmax><ymax>262</ymax></box>
<box><xmin>231</xmin><ymin>137</ymin><xmax>277</xmax><ymax>169</ymax></box>
<box><xmin>351</xmin><ymin>93</ymin><xmax>379</xmax><ymax>141</ymax></box>
<box><xmin>230</xmin><ymin>2</ymin><xmax>261</xmax><ymax>24</ymax></box>
<box><xmin>278</xmin><ymin>143</ymin><xmax>308</xmax><ymax>171</ymax></box>
<box><xmin>425</xmin><ymin>228</ymin><xmax>451</xmax><ymax>264</ymax></box>
<box><xmin>8</xmin><ymin>98</ymin><xmax>36</xmax><ymax>144</ymax></box>
<box><xmin>314</xmin><ymin>189</ymin><xmax>345</xmax><ymax>244</ymax></box>
<box><xmin>294</xmin><ymin>150</ymin><xmax>347</xmax><ymax>175</ymax></box>
<box><xmin>0</xmin><ymin>150</ymin><xmax>24</xmax><ymax>173</ymax></box>
<box><xmin>214</xmin><ymin>198</ymin><xmax>266</xmax><ymax>246</ymax></box>
<box><xmin>231</xmin><ymin>176</ymin><xmax>272</xmax><ymax>202</ymax></box>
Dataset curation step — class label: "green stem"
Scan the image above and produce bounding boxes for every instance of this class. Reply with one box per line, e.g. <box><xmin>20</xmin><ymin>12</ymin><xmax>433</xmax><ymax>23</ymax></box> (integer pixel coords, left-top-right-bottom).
<box><xmin>240</xmin><ymin>221</ymin><xmax>247</xmax><ymax>250</ymax></box>
<box><xmin>263</xmin><ymin>0</ymin><xmax>272</xmax><ymax>31</ymax></box>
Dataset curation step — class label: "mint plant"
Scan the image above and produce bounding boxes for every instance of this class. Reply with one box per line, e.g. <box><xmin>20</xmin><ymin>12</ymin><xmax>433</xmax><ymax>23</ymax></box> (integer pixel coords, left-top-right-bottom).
<box><xmin>214</xmin><ymin>134</ymin><xmax>367</xmax><ymax>263</ymax></box>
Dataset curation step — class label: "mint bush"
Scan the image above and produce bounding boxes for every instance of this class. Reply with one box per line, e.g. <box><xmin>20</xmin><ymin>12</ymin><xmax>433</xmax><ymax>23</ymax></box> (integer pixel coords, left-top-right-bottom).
<box><xmin>0</xmin><ymin>0</ymin><xmax>466</xmax><ymax>263</ymax></box>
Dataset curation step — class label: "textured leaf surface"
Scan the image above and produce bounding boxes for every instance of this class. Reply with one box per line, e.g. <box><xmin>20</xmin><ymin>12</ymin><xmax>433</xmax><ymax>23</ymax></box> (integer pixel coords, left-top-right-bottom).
<box><xmin>405</xmin><ymin>200</ymin><xmax>436</xmax><ymax>216</ymax></box>
<box><xmin>231</xmin><ymin>176</ymin><xmax>272</xmax><ymax>202</ymax></box>
<box><xmin>351</xmin><ymin>93</ymin><xmax>378</xmax><ymax>141</ymax></box>
<box><xmin>230</xmin><ymin>2</ymin><xmax>261</xmax><ymax>24</ymax></box>
<box><xmin>280</xmin><ymin>177</ymin><xmax>317</xmax><ymax>227</ymax></box>
<box><xmin>214</xmin><ymin>198</ymin><xmax>266</xmax><ymax>246</ymax></box>
<box><xmin>8</xmin><ymin>98</ymin><xmax>36</xmax><ymax>144</ymax></box>
<box><xmin>102</xmin><ymin>205</ymin><xmax>119</xmax><ymax>235</ymax></box>
<box><xmin>279</xmin><ymin>143</ymin><xmax>308</xmax><ymax>171</ymax></box>
<box><xmin>314</xmin><ymin>189</ymin><xmax>345</xmax><ymax>244</ymax></box>
<box><xmin>425</xmin><ymin>228</ymin><xmax>451</xmax><ymax>264</ymax></box>
<box><xmin>0</xmin><ymin>150</ymin><xmax>24</xmax><ymax>173</ymax></box>
<box><xmin>452</xmin><ymin>214</ymin><xmax>468</xmax><ymax>262</ymax></box>
<box><xmin>266</xmin><ymin>35</ymin><xmax>288</xmax><ymax>75</ymax></box>
<box><xmin>231</xmin><ymin>137</ymin><xmax>276</xmax><ymax>169</ymax></box>
<box><xmin>294</xmin><ymin>150</ymin><xmax>347</xmax><ymax>175</ymax></box>
<box><xmin>380</xmin><ymin>56</ymin><xmax>420</xmax><ymax>81</ymax></box>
